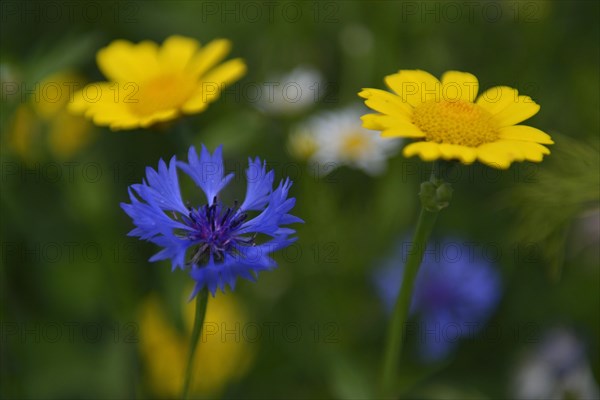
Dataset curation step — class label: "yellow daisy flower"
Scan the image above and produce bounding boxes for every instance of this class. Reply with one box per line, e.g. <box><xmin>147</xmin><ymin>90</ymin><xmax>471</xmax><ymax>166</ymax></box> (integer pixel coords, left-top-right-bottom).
<box><xmin>359</xmin><ymin>70</ymin><xmax>553</xmax><ymax>169</ymax></box>
<box><xmin>69</xmin><ymin>35</ymin><xmax>246</xmax><ymax>130</ymax></box>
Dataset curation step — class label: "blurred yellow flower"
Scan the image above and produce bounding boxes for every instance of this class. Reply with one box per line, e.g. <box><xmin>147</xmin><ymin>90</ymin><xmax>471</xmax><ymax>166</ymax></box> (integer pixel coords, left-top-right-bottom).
<box><xmin>8</xmin><ymin>71</ymin><xmax>95</xmax><ymax>161</ymax></box>
<box><xmin>138</xmin><ymin>291</ymin><xmax>254</xmax><ymax>397</ymax></box>
<box><xmin>69</xmin><ymin>35</ymin><xmax>246</xmax><ymax>130</ymax></box>
<box><xmin>360</xmin><ymin>70</ymin><xmax>553</xmax><ymax>169</ymax></box>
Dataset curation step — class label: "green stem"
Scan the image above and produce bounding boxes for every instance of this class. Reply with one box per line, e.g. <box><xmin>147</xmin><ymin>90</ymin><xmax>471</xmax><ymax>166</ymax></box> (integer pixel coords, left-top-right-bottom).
<box><xmin>182</xmin><ymin>288</ymin><xmax>209</xmax><ymax>400</ymax></box>
<box><xmin>380</xmin><ymin>165</ymin><xmax>449</xmax><ymax>398</ymax></box>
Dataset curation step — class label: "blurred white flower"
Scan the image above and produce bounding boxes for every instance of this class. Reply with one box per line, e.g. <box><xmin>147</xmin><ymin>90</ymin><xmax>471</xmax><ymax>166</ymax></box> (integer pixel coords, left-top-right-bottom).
<box><xmin>290</xmin><ymin>106</ymin><xmax>401</xmax><ymax>176</ymax></box>
<box><xmin>512</xmin><ymin>327</ymin><xmax>599</xmax><ymax>400</ymax></box>
<box><xmin>258</xmin><ymin>65</ymin><xmax>323</xmax><ymax>116</ymax></box>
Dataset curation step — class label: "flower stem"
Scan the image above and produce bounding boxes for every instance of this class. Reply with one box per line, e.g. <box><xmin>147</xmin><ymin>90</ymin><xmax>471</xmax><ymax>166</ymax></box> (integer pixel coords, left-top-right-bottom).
<box><xmin>380</xmin><ymin>164</ymin><xmax>451</xmax><ymax>397</ymax></box>
<box><xmin>182</xmin><ymin>288</ymin><xmax>209</xmax><ymax>399</ymax></box>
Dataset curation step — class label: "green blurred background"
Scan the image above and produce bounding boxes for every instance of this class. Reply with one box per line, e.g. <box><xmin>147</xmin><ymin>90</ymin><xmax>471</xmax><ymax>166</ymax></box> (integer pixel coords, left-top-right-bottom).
<box><xmin>1</xmin><ymin>1</ymin><xmax>598</xmax><ymax>399</ymax></box>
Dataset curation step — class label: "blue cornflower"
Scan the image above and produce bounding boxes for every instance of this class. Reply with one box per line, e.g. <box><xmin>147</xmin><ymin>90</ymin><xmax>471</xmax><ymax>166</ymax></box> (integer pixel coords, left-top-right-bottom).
<box><xmin>121</xmin><ymin>145</ymin><xmax>302</xmax><ymax>297</ymax></box>
<box><xmin>374</xmin><ymin>238</ymin><xmax>502</xmax><ymax>362</ymax></box>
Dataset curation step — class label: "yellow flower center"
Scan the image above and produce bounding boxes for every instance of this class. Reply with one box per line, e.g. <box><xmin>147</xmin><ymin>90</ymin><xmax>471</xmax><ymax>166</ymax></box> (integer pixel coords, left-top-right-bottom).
<box><xmin>128</xmin><ymin>73</ymin><xmax>196</xmax><ymax>117</ymax></box>
<box><xmin>341</xmin><ymin>131</ymin><xmax>371</xmax><ymax>159</ymax></box>
<box><xmin>412</xmin><ymin>100</ymin><xmax>498</xmax><ymax>147</ymax></box>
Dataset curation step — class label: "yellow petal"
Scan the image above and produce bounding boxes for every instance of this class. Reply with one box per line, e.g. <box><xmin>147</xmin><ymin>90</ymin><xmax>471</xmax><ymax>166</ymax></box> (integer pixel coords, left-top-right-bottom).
<box><xmin>90</xmin><ymin>103</ymin><xmax>137</xmax><ymax>127</ymax></box>
<box><xmin>492</xmin><ymin>96</ymin><xmax>540</xmax><ymax>127</ymax></box>
<box><xmin>70</xmin><ymin>86</ymin><xmax>178</xmax><ymax>130</ymax></box>
<box><xmin>437</xmin><ymin>143</ymin><xmax>477</xmax><ymax>163</ymax></box>
<box><xmin>359</xmin><ymin>88</ymin><xmax>412</xmax><ymax>117</ymax></box>
<box><xmin>182</xmin><ymin>59</ymin><xmax>246</xmax><ymax>113</ymax></box>
<box><xmin>201</xmin><ymin>58</ymin><xmax>246</xmax><ymax>87</ymax></box>
<box><xmin>403</xmin><ymin>141</ymin><xmax>441</xmax><ymax>161</ymax></box>
<box><xmin>385</xmin><ymin>70</ymin><xmax>441</xmax><ymax>107</ymax></box>
<box><xmin>137</xmin><ymin>109</ymin><xmax>180</xmax><ymax>128</ymax></box>
<box><xmin>475</xmin><ymin>139</ymin><xmax>549</xmax><ymax>168</ymax></box>
<box><xmin>440</xmin><ymin>71</ymin><xmax>479</xmax><ymax>102</ymax></box>
<box><xmin>361</xmin><ymin>114</ymin><xmax>384</xmax><ymax>130</ymax></box>
<box><xmin>68</xmin><ymin>89</ymin><xmax>88</xmax><ymax>114</ymax></box>
<box><xmin>365</xmin><ymin>114</ymin><xmax>418</xmax><ymax>130</ymax></box>
<box><xmin>363</xmin><ymin>99</ymin><xmax>411</xmax><ymax>124</ymax></box>
<box><xmin>68</xmin><ymin>82</ymin><xmax>118</xmax><ymax>114</ymax></box>
<box><xmin>68</xmin><ymin>83</ymin><xmax>140</xmax><ymax>128</ymax></box>
<box><xmin>187</xmin><ymin>39</ymin><xmax>232</xmax><ymax>77</ymax></box>
<box><xmin>475</xmin><ymin>142</ymin><xmax>513</xmax><ymax>169</ymax></box>
<box><xmin>476</xmin><ymin>86</ymin><xmax>517</xmax><ymax>114</ymax></box>
<box><xmin>476</xmin><ymin>86</ymin><xmax>540</xmax><ymax>127</ymax></box>
<box><xmin>97</xmin><ymin>40</ymin><xmax>160</xmax><ymax>82</ymax></box>
<box><xmin>109</xmin><ymin>118</ymin><xmax>147</xmax><ymax>131</ymax></box>
<box><xmin>498</xmin><ymin>125</ymin><xmax>554</xmax><ymax>144</ymax></box>
<box><xmin>493</xmin><ymin>139</ymin><xmax>550</xmax><ymax>161</ymax></box>
<box><xmin>159</xmin><ymin>35</ymin><xmax>200</xmax><ymax>72</ymax></box>
<box><xmin>381</xmin><ymin>122</ymin><xmax>425</xmax><ymax>138</ymax></box>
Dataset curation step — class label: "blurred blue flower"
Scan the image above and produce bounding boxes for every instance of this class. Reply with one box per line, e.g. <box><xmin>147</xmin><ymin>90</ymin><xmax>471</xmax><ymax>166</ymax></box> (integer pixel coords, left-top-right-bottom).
<box><xmin>122</xmin><ymin>145</ymin><xmax>302</xmax><ymax>297</ymax></box>
<box><xmin>374</xmin><ymin>238</ymin><xmax>502</xmax><ymax>362</ymax></box>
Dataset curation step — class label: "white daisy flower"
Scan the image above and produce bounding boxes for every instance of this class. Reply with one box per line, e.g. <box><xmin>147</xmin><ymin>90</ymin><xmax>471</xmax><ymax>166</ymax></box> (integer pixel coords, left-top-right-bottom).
<box><xmin>291</xmin><ymin>106</ymin><xmax>401</xmax><ymax>176</ymax></box>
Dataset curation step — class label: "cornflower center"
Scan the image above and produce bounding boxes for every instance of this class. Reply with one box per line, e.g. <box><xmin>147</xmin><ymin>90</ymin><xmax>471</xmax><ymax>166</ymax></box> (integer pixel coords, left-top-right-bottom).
<box><xmin>128</xmin><ymin>73</ymin><xmax>196</xmax><ymax>117</ymax></box>
<box><xmin>185</xmin><ymin>198</ymin><xmax>252</xmax><ymax>264</ymax></box>
<box><xmin>412</xmin><ymin>100</ymin><xmax>498</xmax><ymax>147</ymax></box>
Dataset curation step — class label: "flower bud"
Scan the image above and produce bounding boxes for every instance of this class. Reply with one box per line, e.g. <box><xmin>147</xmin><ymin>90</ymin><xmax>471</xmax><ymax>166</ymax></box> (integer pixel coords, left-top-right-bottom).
<box><xmin>419</xmin><ymin>180</ymin><xmax>453</xmax><ymax>212</ymax></box>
